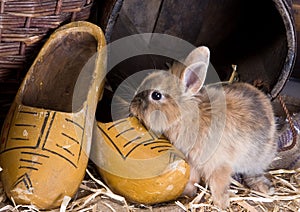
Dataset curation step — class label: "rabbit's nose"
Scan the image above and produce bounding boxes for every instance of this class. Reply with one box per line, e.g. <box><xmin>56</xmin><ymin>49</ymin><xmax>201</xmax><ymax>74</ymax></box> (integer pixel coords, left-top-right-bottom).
<box><xmin>131</xmin><ymin>96</ymin><xmax>142</xmax><ymax>105</ymax></box>
<box><xmin>135</xmin><ymin>90</ymin><xmax>150</xmax><ymax>100</ymax></box>
<box><xmin>135</xmin><ymin>96</ymin><xmax>142</xmax><ymax>103</ymax></box>
<box><xmin>129</xmin><ymin>96</ymin><xmax>141</xmax><ymax>112</ymax></box>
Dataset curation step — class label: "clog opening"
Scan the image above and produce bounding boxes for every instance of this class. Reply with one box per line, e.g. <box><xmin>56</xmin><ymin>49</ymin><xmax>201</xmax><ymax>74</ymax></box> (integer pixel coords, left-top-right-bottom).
<box><xmin>22</xmin><ymin>32</ymin><xmax>97</xmax><ymax>112</ymax></box>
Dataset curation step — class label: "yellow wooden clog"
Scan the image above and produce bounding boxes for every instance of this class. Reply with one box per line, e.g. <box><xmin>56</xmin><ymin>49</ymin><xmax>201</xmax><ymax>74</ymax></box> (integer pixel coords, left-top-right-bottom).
<box><xmin>90</xmin><ymin>117</ymin><xmax>190</xmax><ymax>204</ymax></box>
<box><xmin>0</xmin><ymin>21</ymin><xmax>106</xmax><ymax>209</ymax></box>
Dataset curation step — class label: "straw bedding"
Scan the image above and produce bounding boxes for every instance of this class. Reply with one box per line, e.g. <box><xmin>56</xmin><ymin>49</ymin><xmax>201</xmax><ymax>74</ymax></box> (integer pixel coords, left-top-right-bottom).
<box><xmin>0</xmin><ymin>167</ymin><xmax>298</xmax><ymax>211</ymax></box>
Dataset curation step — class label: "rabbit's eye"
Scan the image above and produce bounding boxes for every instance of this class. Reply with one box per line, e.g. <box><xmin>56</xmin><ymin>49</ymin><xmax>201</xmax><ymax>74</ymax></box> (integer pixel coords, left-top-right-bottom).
<box><xmin>151</xmin><ymin>91</ymin><xmax>162</xmax><ymax>101</ymax></box>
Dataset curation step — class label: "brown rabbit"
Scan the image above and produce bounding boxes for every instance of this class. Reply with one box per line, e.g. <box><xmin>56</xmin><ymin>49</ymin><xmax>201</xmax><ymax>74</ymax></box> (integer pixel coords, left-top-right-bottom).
<box><xmin>129</xmin><ymin>46</ymin><xmax>277</xmax><ymax>209</ymax></box>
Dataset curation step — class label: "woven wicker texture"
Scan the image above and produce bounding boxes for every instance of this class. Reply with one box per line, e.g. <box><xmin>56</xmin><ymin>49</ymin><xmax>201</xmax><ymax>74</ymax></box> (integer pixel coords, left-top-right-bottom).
<box><xmin>0</xmin><ymin>0</ymin><xmax>94</xmax><ymax>125</ymax></box>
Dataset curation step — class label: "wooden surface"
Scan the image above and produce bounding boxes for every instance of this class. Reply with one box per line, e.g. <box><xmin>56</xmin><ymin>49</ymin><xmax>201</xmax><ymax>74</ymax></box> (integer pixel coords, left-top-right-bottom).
<box><xmin>292</xmin><ymin>0</ymin><xmax>300</xmax><ymax>78</ymax></box>
<box><xmin>101</xmin><ymin>0</ymin><xmax>295</xmax><ymax>98</ymax></box>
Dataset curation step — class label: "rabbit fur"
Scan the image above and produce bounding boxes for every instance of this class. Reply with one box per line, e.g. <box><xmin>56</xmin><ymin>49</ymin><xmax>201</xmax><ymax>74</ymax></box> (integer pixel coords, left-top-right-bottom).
<box><xmin>130</xmin><ymin>46</ymin><xmax>277</xmax><ymax>209</ymax></box>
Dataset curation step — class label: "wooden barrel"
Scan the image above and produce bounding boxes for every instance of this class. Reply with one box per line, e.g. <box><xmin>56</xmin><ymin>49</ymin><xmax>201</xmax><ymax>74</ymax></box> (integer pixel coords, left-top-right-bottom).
<box><xmin>97</xmin><ymin>0</ymin><xmax>296</xmax><ymax>99</ymax></box>
<box><xmin>291</xmin><ymin>0</ymin><xmax>300</xmax><ymax>78</ymax></box>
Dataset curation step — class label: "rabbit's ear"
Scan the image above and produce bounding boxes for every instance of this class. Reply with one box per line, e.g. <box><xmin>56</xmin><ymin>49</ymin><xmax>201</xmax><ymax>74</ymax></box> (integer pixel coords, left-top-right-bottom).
<box><xmin>184</xmin><ymin>46</ymin><xmax>210</xmax><ymax>66</ymax></box>
<box><xmin>182</xmin><ymin>47</ymin><xmax>210</xmax><ymax>94</ymax></box>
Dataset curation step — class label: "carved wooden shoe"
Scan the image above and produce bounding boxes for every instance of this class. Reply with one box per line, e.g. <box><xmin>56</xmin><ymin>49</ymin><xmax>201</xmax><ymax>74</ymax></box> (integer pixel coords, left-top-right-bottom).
<box><xmin>0</xmin><ymin>21</ymin><xmax>106</xmax><ymax>209</ymax></box>
<box><xmin>90</xmin><ymin>117</ymin><xmax>190</xmax><ymax>204</ymax></box>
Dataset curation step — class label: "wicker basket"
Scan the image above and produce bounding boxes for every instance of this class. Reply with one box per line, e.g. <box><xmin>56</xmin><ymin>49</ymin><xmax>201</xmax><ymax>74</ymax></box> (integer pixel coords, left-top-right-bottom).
<box><xmin>0</xmin><ymin>0</ymin><xmax>95</xmax><ymax>126</ymax></box>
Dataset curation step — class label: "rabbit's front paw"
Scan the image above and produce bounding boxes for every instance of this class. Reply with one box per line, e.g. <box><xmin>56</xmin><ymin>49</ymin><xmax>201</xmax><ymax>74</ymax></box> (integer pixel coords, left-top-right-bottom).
<box><xmin>212</xmin><ymin>191</ymin><xmax>230</xmax><ymax>210</ymax></box>
<box><xmin>182</xmin><ymin>181</ymin><xmax>197</xmax><ymax>197</ymax></box>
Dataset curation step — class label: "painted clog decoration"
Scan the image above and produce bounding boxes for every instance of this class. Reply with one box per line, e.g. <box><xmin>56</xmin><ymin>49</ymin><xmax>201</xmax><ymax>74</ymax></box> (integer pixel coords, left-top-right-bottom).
<box><xmin>90</xmin><ymin>117</ymin><xmax>190</xmax><ymax>204</ymax></box>
<box><xmin>0</xmin><ymin>21</ymin><xmax>106</xmax><ymax>209</ymax></box>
